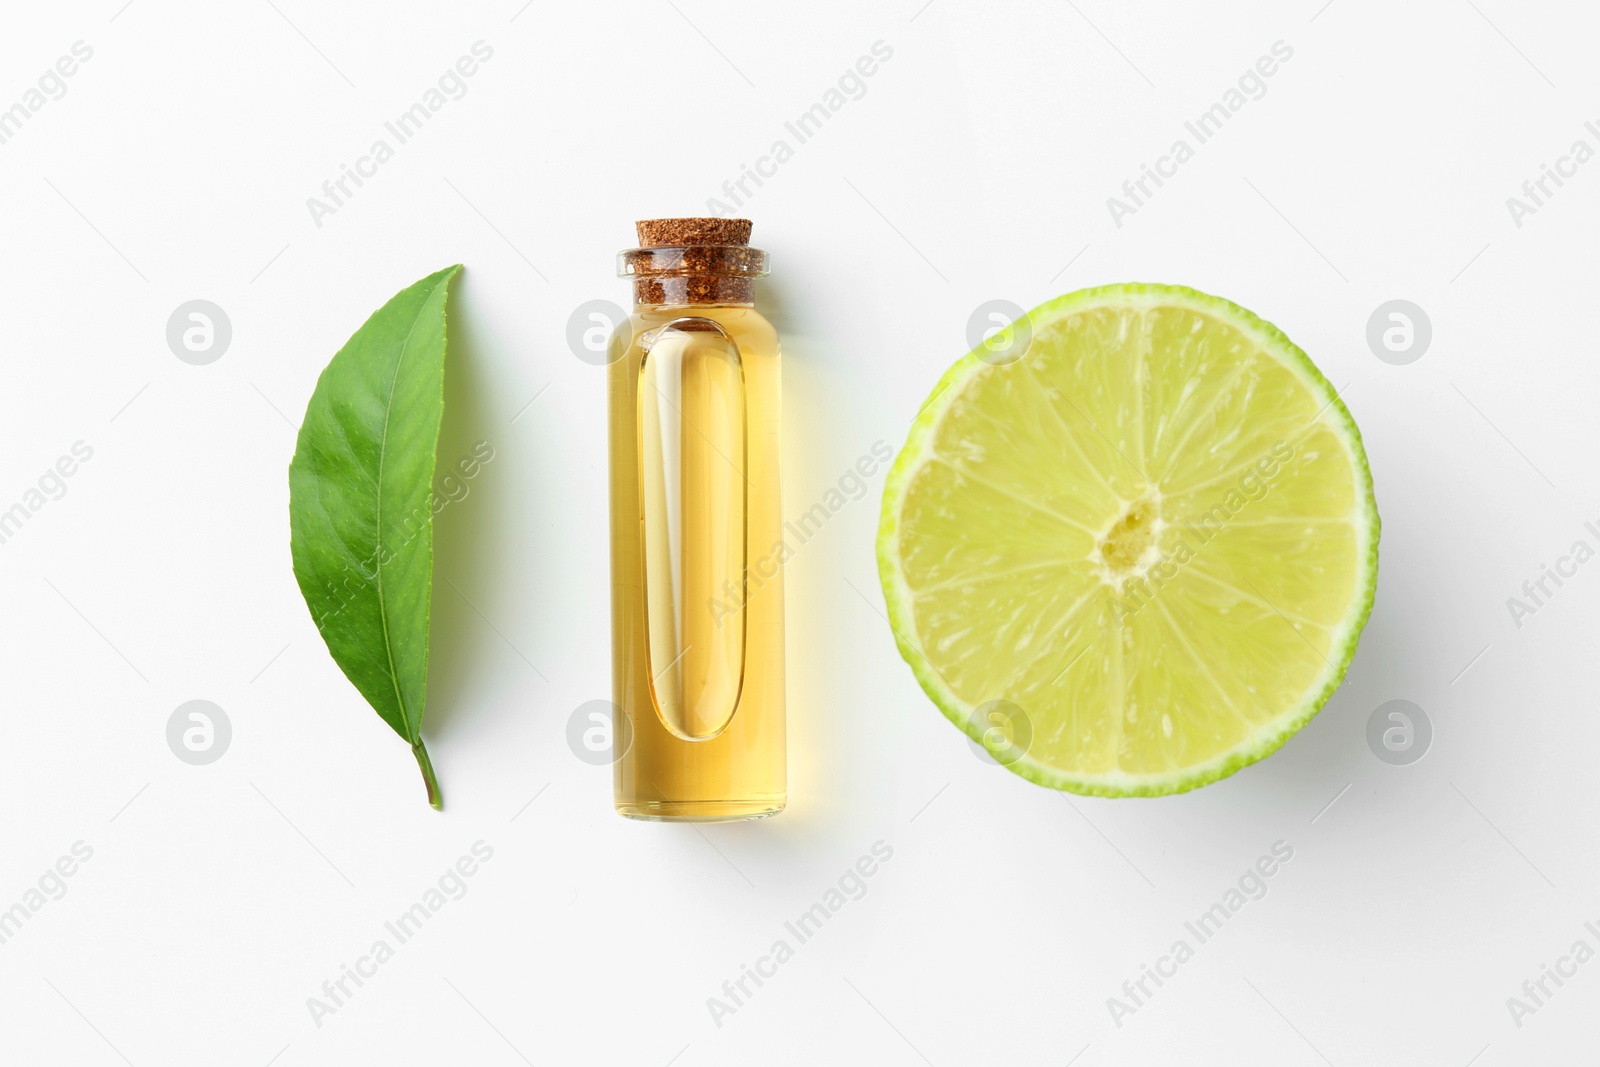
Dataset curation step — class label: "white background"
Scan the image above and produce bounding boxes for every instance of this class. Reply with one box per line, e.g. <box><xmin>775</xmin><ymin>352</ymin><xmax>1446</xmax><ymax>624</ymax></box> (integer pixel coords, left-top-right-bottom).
<box><xmin>1</xmin><ymin>1</ymin><xmax>1596</xmax><ymax>1064</ymax></box>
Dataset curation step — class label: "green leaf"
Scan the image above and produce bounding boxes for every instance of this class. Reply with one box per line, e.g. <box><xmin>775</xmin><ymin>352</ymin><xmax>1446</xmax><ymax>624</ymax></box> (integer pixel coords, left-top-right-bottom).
<box><xmin>288</xmin><ymin>264</ymin><xmax>462</xmax><ymax>810</ymax></box>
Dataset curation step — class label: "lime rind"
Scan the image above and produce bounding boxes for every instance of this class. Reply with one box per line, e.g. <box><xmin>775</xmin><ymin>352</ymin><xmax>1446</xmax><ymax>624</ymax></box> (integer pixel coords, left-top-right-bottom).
<box><xmin>876</xmin><ymin>283</ymin><xmax>1380</xmax><ymax>797</ymax></box>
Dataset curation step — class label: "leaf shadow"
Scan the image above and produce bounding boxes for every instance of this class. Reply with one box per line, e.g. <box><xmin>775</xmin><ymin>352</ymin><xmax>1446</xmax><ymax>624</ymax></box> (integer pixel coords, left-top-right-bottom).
<box><xmin>426</xmin><ymin>271</ymin><xmax>505</xmax><ymax>742</ymax></box>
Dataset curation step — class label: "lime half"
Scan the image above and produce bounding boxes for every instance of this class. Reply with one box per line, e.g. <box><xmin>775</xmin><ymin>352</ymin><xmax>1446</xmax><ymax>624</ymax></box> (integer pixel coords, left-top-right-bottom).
<box><xmin>877</xmin><ymin>284</ymin><xmax>1378</xmax><ymax>796</ymax></box>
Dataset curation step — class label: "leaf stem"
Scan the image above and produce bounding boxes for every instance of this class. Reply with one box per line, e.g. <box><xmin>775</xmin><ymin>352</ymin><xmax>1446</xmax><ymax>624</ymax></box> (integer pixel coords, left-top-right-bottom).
<box><xmin>412</xmin><ymin>741</ymin><xmax>443</xmax><ymax>811</ymax></box>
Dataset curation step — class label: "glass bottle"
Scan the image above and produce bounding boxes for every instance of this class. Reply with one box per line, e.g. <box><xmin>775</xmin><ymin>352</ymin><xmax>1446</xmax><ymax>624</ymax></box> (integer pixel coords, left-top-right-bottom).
<box><xmin>607</xmin><ymin>218</ymin><xmax>785</xmax><ymax>821</ymax></box>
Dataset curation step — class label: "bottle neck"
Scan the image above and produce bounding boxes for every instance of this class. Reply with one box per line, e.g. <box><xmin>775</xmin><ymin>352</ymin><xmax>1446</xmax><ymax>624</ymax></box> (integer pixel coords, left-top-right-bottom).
<box><xmin>619</xmin><ymin>244</ymin><xmax>768</xmax><ymax>308</ymax></box>
<box><xmin>631</xmin><ymin>276</ymin><xmax>755</xmax><ymax>307</ymax></box>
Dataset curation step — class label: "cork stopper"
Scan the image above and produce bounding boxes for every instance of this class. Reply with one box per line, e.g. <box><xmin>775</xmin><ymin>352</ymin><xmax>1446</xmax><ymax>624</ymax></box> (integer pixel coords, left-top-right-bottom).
<box><xmin>620</xmin><ymin>218</ymin><xmax>768</xmax><ymax>306</ymax></box>
<box><xmin>636</xmin><ymin>217</ymin><xmax>751</xmax><ymax>248</ymax></box>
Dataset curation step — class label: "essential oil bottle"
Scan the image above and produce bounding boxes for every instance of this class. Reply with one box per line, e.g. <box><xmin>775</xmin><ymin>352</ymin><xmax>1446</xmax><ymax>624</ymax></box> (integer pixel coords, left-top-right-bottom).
<box><xmin>607</xmin><ymin>218</ymin><xmax>785</xmax><ymax>821</ymax></box>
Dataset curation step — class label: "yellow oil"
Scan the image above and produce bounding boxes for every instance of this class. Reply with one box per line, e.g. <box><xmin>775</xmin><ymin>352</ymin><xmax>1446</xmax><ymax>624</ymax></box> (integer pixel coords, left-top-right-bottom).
<box><xmin>608</xmin><ymin>303</ymin><xmax>785</xmax><ymax>820</ymax></box>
